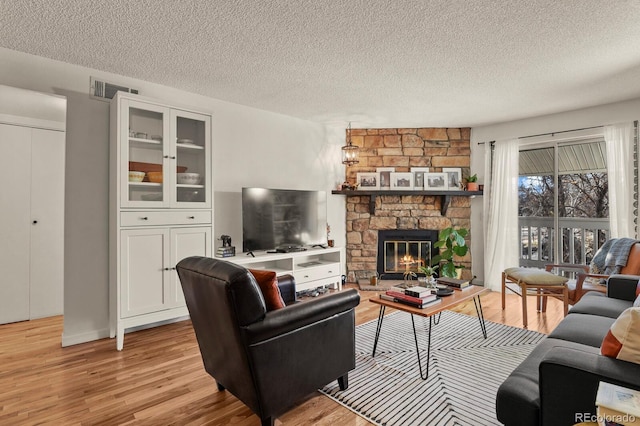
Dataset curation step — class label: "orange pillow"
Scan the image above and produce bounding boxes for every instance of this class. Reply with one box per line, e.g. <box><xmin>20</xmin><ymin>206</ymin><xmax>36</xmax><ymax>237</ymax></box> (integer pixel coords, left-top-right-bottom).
<box><xmin>249</xmin><ymin>269</ymin><xmax>286</xmax><ymax>311</ymax></box>
<box><xmin>601</xmin><ymin>307</ymin><xmax>640</xmax><ymax>364</ymax></box>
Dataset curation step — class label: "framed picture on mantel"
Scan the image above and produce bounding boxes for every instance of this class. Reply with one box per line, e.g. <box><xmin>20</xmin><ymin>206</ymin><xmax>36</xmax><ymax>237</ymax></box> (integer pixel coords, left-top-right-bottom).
<box><xmin>411</xmin><ymin>167</ymin><xmax>430</xmax><ymax>189</ymax></box>
<box><xmin>443</xmin><ymin>167</ymin><xmax>462</xmax><ymax>190</ymax></box>
<box><xmin>425</xmin><ymin>172</ymin><xmax>447</xmax><ymax>190</ymax></box>
<box><xmin>357</xmin><ymin>172</ymin><xmax>379</xmax><ymax>190</ymax></box>
<box><xmin>376</xmin><ymin>167</ymin><xmax>395</xmax><ymax>190</ymax></box>
<box><xmin>390</xmin><ymin>172</ymin><xmax>414</xmax><ymax>190</ymax></box>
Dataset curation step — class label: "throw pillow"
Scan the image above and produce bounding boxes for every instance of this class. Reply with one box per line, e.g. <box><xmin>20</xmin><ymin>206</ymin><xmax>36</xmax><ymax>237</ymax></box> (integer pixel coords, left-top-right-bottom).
<box><xmin>601</xmin><ymin>307</ymin><xmax>640</xmax><ymax>364</ymax></box>
<box><xmin>249</xmin><ymin>269</ymin><xmax>286</xmax><ymax>311</ymax></box>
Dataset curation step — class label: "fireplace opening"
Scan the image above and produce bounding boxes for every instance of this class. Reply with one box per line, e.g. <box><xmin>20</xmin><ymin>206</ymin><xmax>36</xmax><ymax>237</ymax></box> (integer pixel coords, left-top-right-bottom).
<box><xmin>377</xmin><ymin>230</ymin><xmax>439</xmax><ymax>280</ymax></box>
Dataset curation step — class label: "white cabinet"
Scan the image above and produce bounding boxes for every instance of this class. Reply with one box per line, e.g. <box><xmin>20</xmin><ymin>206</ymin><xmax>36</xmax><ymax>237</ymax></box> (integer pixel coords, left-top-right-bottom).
<box><xmin>113</xmin><ymin>94</ymin><xmax>211</xmax><ymax>209</ymax></box>
<box><xmin>0</xmin><ymin>87</ymin><xmax>66</xmax><ymax>325</ymax></box>
<box><xmin>110</xmin><ymin>93</ymin><xmax>213</xmax><ymax>350</ymax></box>
<box><xmin>227</xmin><ymin>247</ymin><xmax>344</xmax><ymax>293</ymax></box>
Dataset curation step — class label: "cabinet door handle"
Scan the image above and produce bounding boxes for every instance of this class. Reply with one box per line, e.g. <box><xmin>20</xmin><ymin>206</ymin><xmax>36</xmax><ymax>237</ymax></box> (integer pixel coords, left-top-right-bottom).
<box><xmin>163</xmin><ymin>155</ymin><xmax>169</xmax><ymax>158</ymax></box>
<box><xmin>140</xmin><ymin>217</ymin><xmax>149</xmax><ymax>220</ymax></box>
<box><xmin>170</xmin><ymin>156</ymin><xmax>176</xmax><ymax>159</ymax></box>
<box><xmin>164</xmin><ymin>267</ymin><xmax>171</xmax><ymax>271</ymax></box>
<box><xmin>32</xmin><ymin>220</ymin><xmax>38</xmax><ymax>224</ymax></box>
<box><xmin>187</xmin><ymin>216</ymin><xmax>195</xmax><ymax>219</ymax></box>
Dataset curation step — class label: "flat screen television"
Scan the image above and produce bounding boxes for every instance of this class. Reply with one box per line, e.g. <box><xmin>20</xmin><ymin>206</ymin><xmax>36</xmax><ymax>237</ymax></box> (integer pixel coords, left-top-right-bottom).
<box><xmin>242</xmin><ymin>187</ymin><xmax>327</xmax><ymax>252</ymax></box>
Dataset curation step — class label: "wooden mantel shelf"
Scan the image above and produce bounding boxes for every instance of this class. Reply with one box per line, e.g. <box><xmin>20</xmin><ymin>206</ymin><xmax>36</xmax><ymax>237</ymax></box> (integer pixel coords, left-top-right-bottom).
<box><xmin>331</xmin><ymin>189</ymin><xmax>483</xmax><ymax>215</ymax></box>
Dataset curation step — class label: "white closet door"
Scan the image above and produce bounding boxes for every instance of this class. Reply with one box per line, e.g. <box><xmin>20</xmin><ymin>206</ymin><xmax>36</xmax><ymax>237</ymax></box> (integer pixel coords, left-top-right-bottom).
<box><xmin>29</xmin><ymin>128</ymin><xmax>65</xmax><ymax>319</ymax></box>
<box><xmin>0</xmin><ymin>124</ymin><xmax>31</xmax><ymax>324</ymax></box>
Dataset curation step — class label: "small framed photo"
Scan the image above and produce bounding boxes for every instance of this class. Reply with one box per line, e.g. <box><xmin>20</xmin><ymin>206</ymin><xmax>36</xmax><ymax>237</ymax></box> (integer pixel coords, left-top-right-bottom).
<box><xmin>357</xmin><ymin>172</ymin><xmax>379</xmax><ymax>190</ymax></box>
<box><xmin>390</xmin><ymin>172</ymin><xmax>414</xmax><ymax>190</ymax></box>
<box><xmin>425</xmin><ymin>173</ymin><xmax>447</xmax><ymax>190</ymax></box>
<box><xmin>442</xmin><ymin>167</ymin><xmax>462</xmax><ymax>190</ymax></box>
<box><xmin>411</xmin><ymin>167</ymin><xmax>430</xmax><ymax>189</ymax></box>
<box><xmin>376</xmin><ymin>167</ymin><xmax>395</xmax><ymax>189</ymax></box>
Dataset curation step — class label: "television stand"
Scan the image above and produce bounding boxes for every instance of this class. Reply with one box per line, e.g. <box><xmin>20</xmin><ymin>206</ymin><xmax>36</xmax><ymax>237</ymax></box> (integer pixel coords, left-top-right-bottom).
<box><xmin>225</xmin><ymin>246</ymin><xmax>344</xmax><ymax>292</ymax></box>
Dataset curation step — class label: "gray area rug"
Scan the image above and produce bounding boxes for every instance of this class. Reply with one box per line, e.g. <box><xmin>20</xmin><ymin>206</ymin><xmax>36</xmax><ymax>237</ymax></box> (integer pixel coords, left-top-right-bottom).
<box><xmin>320</xmin><ymin>310</ymin><xmax>544</xmax><ymax>425</ymax></box>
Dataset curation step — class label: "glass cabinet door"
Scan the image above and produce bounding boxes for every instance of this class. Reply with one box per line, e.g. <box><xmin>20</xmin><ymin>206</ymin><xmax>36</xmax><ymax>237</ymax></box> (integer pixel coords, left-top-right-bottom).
<box><xmin>121</xmin><ymin>100</ymin><xmax>171</xmax><ymax>207</ymax></box>
<box><xmin>171</xmin><ymin>109</ymin><xmax>211</xmax><ymax>208</ymax></box>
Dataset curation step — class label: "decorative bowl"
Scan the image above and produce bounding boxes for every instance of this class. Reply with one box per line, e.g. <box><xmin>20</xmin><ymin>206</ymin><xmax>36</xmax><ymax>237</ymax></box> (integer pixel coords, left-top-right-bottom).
<box><xmin>147</xmin><ymin>171</ymin><xmax>163</xmax><ymax>183</ymax></box>
<box><xmin>177</xmin><ymin>173</ymin><xmax>200</xmax><ymax>185</ymax></box>
<box><xmin>128</xmin><ymin>171</ymin><xmax>145</xmax><ymax>182</ymax></box>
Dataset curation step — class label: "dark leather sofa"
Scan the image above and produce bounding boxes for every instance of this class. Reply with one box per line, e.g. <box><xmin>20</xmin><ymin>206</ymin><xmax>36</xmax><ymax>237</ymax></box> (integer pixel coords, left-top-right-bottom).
<box><xmin>496</xmin><ymin>274</ymin><xmax>640</xmax><ymax>426</ymax></box>
<box><xmin>176</xmin><ymin>256</ymin><xmax>360</xmax><ymax>426</ymax></box>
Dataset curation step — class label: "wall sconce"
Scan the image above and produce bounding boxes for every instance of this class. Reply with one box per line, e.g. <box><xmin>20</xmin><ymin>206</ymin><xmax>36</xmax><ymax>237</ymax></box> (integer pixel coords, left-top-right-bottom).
<box><xmin>341</xmin><ymin>122</ymin><xmax>359</xmax><ymax>166</ymax></box>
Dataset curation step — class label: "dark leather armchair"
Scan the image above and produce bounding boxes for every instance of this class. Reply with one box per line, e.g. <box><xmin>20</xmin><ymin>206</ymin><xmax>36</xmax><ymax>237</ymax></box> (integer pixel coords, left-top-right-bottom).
<box><xmin>176</xmin><ymin>256</ymin><xmax>360</xmax><ymax>426</ymax></box>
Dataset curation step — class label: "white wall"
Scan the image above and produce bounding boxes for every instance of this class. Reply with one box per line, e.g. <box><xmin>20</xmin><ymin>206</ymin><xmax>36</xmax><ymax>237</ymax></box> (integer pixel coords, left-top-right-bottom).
<box><xmin>470</xmin><ymin>98</ymin><xmax>640</xmax><ymax>288</ymax></box>
<box><xmin>0</xmin><ymin>47</ymin><xmax>345</xmax><ymax>346</ymax></box>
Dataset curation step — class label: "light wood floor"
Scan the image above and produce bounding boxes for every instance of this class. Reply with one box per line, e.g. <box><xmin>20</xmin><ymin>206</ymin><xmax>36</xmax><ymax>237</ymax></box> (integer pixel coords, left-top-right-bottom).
<box><xmin>0</xmin><ymin>285</ymin><xmax>564</xmax><ymax>425</ymax></box>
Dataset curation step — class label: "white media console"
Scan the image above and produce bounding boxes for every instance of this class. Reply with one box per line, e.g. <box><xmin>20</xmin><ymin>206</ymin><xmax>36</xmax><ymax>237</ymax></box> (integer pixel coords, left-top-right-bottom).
<box><xmin>225</xmin><ymin>246</ymin><xmax>344</xmax><ymax>292</ymax></box>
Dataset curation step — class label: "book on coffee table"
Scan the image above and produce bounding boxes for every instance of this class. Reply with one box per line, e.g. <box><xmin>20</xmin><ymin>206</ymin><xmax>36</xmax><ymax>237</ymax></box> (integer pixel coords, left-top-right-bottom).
<box><xmin>380</xmin><ymin>293</ymin><xmax>441</xmax><ymax>309</ymax></box>
<box><xmin>596</xmin><ymin>381</ymin><xmax>640</xmax><ymax>425</ymax></box>
<box><xmin>436</xmin><ymin>277</ymin><xmax>470</xmax><ymax>289</ymax></box>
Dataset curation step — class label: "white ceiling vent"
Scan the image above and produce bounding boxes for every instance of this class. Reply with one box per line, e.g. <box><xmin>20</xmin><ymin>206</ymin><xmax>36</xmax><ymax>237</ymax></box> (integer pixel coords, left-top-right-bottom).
<box><xmin>90</xmin><ymin>77</ymin><xmax>138</xmax><ymax>101</ymax></box>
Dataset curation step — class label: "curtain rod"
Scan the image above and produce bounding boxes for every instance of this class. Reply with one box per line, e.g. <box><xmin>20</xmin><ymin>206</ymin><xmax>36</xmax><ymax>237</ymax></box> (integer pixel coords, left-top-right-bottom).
<box><xmin>477</xmin><ymin>125</ymin><xmax>604</xmax><ymax>145</ymax></box>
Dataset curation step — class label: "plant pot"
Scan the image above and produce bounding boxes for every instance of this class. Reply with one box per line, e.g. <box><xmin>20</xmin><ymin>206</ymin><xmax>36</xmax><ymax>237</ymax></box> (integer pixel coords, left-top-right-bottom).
<box><xmin>467</xmin><ymin>182</ymin><xmax>479</xmax><ymax>191</ymax></box>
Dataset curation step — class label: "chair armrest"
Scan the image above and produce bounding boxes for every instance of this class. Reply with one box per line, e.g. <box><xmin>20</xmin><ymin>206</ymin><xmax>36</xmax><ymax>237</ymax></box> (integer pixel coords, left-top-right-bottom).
<box><xmin>539</xmin><ymin>346</ymin><xmax>640</xmax><ymax>426</ymax></box>
<box><xmin>544</xmin><ymin>263</ymin><xmax>589</xmax><ymax>273</ymax></box>
<box><xmin>276</xmin><ymin>274</ymin><xmax>296</xmax><ymax>305</ymax></box>
<box><xmin>242</xmin><ymin>289</ymin><xmax>360</xmax><ymax>344</ymax></box>
<box><xmin>607</xmin><ymin>274</ymin><xmax>640</xmax><ymax>301</ymax></box>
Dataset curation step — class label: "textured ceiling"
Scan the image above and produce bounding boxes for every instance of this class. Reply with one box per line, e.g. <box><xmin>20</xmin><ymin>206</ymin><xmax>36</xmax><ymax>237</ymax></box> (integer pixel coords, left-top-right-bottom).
<box><xmin>2</xmin><ymin>0</ymin><xmax>640</xmax><ymax>128</ymax></box>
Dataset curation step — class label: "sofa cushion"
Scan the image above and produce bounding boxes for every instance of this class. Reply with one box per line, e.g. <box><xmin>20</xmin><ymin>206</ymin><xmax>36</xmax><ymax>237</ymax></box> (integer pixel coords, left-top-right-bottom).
<box><xmin>548</xmin><ymin>313</ymin><xmax>615</xmax><ymax>347</ymax></box>
<box><xmin>634</xmin><ymin>294</ymin><xmax>640</xmax><ymax>307</ymax></box>
<box><xmin>504</xmin><ymin>267</ymin><xmax>568</xmax><ymax>285</ymax></box>
<box><xmin>249</xmin><ymin>269</ymin><xmax>286</xmax><ymax>311</ymax></box>
<box><xmin>496</xmin><ymin>338</ymin><xmax>600</xmax><ymax>426</ymax></box>
<box><xmin>601</xmin><ymin>307</ymin><xmax>640</xmax><ymax>364</ymax></box>
<box><xmin>569</xmin><ymin>291</ymin><xmax>633</xmax><ymax>319</ymax></box>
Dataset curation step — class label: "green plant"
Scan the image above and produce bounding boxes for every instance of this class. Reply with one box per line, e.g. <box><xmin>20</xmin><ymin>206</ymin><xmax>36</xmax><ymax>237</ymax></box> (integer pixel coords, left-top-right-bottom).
<box><xmin>431</xmin><ymin>227</ymin><xmax>469</xmax><ymax>277</ymax></box>
<box><xmin>467</xmin><ymin>174</ymin><xmax>478</xmax><ymax>183</ymax></box>
<box><xmin>417</xmin><ymin>263</ymin><xmax>439</xmax><ymax>277</ymax></box>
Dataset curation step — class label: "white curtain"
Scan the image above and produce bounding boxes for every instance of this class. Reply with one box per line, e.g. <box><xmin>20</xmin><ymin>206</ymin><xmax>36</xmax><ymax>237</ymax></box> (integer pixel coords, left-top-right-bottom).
<box><xmin>604</xmin><ymin>123</ymin><xmax>635</xmax><ymax>238</ymax></box>
<box><xmin>483</xmin><ymin>139</ymin><xmax>520</xmax><ymax>291</ymax></box>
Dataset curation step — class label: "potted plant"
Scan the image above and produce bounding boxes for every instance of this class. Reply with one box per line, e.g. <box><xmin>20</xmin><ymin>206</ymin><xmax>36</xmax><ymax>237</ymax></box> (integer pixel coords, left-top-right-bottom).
<box><xmin>418</xmin><ymin>263</ymin><xmax>439</xmax><ymax>288</ymax></box>
<box><xmin>466</xmin><ymin>174</ymin><xmax>479</xmax><ymax>191</ymax></box>
<box><xmin>431</xmin><ymin>227</ymin><xmax>469</xmax><ymax>278</ymax></box>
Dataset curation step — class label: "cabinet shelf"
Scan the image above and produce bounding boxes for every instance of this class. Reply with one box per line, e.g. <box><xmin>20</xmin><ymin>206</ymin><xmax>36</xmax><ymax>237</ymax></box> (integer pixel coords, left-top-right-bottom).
<box><xmin>177</xmin><ymin>184</ymin><xmax>204</xmax><ymax>189</ymax></box>
<box><xmin>129</xmin><ymin>138</ymin><xmax>162</xmax><ymax>148</ymax></box>
<box><xmin>331</xmin><ymin>189</ymin><xmax>483</xmax><ymax>215</ymax></box>
<box><xmin>129</xmin><ymin>181</ymin><xmax>162</xmax><ymax>187</ymax></box>
<box><xmin>176</xmin><ymin>143</ymin><xmax>204</xmax><ymax>150</ymax></box>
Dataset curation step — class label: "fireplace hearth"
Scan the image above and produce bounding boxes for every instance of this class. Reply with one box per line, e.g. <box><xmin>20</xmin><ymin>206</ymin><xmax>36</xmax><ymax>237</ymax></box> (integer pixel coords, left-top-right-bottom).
<box><xmin>377</xmin><ymin>230</ymin><xmax>439</xmax><ymax>280</ymax></box>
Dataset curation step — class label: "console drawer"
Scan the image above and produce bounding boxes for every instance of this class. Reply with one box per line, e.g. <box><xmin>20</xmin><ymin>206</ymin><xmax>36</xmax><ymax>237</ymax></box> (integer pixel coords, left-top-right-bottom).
<box><xmin>295</xmin><ymin>262</ymin><xmax>340</xmax><ymax>284</ymax></box>
<box><xmin>121</xmin><ymin>210</ymin><xmax>211</xmax><ymax>227</ymax></box>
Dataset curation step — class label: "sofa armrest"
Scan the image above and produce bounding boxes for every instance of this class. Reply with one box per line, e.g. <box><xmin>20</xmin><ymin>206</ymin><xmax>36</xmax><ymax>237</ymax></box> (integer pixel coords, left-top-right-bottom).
<box><xmin>539</xmin><ymin>347</ymin><xmax>640</xmax><ymax>426</ymax></box>
<box><xmin>242</xmin><ymin>289</ymin><xmax>360</xmax><ymax>344</ymax></box>
<box><xmin>607</xmin><ymin>274</ymin><xmax>640</xmax><ymax>301</ymax></box>
<box><xmin>276</xmin><ymin>274</ymin><xmax>296</xmax><ymax>305</ymax></box>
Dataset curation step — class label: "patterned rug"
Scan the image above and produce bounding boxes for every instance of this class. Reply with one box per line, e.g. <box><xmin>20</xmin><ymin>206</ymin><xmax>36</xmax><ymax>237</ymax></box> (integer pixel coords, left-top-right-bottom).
<box><xmin>320</xmin><ymin>310</ymin><xmax>544</xmax><ymax>425</ymax></box>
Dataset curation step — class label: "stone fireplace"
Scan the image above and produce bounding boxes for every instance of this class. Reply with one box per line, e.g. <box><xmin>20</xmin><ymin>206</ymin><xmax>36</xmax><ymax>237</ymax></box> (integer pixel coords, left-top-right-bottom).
<box><xmin>343</xmin><ymin>127</ymin><xmax>472</xmax><ymax>283</ymax></box>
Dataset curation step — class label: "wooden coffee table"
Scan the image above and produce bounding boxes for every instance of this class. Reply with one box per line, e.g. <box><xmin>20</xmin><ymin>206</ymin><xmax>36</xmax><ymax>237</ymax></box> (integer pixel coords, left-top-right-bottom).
<box><xmin>370</xmin><ymin>285</ymin><xmax>490</xmax><ymax>380</ymax></box>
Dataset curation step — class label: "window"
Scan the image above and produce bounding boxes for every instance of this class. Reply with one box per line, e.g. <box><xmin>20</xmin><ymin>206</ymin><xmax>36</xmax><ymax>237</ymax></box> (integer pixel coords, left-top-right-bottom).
<box><xmin>518</xmin><ymin>138</ymin><xmax>609</xmax><ymax>266</ymax></box>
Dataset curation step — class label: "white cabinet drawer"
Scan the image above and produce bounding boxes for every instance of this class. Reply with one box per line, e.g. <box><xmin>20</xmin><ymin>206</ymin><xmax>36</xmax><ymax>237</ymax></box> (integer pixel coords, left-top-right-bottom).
<box><xmin>121</xmin><ymin>210</ymin><xmax>211</xmax><ymax>227</ymax></box>
<box><xmin>295</xmin><ymin>262</ymin><xmax>340</xmax><ymax>284</ymax></box>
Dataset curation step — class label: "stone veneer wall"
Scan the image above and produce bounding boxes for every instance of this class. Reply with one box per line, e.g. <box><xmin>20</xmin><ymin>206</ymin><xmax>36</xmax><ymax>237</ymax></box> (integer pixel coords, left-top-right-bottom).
<box><xmin>344</xmin><ymin>127</ymin><xmax>473</xmax><ymax>283</ymax></box>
